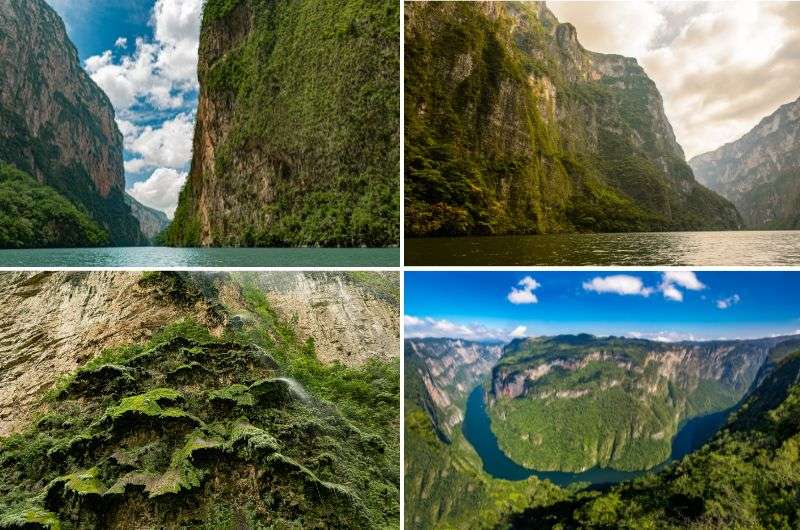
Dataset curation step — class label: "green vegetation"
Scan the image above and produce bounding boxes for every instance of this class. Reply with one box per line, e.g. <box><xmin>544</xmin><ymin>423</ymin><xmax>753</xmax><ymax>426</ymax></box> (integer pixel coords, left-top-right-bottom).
<box><xmin>738</xmin><ymin>167</ymin><xmax>800</xmax><ymax>229</ymax></box>
<box><xmin>344</xmin><ymin>271</ymin><xmax>401</xmax><ymax>306</ymax></box>
<box><xmin>0</xmin><ymin>275</ymin><xmax>399</xmax><ymax>528</ymax></box>
<box><xmin>0</xmin><ymin>163</ymin><xmax>108</xmax><ymax>248</ymax></box>
<box><xmin>404</xmin><ymin>2</ymin><xmax>740</xmax><ymax>238</ymax></box>
<box><xmin>167</xmin><ymin>0</ymin><xmax>400</xmax><ymax>248</ymax></box>
<box><xmin>406</xmin><ymin>334</ymin><xmax>800</xmax><ymax>529</ymax></box>
<box><xmin>489</xmin><ymin>336</ymin><xmax>755</xmax><ymax>472</ymax></box>
<box><xmin>405</xmin><ymin>390</ymin><xmax>567</xmax><ymax>529</ymax></box>
<box><xmin>508</xmin><ymin>351</ymin><xmax>800</xmax><ymax>529</ymax></box>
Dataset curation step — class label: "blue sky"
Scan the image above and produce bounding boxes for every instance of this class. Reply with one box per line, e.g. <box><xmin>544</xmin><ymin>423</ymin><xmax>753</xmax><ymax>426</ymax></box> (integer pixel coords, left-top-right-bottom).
<box><xmin>405</xmin><ymin>271</ymin><xmax>800</xmax><ymax>342</ymax></box>
<box><xmin>47</xmin><ymin>0</ymin><xmax>202</xmax><ymax>217</ymax></box>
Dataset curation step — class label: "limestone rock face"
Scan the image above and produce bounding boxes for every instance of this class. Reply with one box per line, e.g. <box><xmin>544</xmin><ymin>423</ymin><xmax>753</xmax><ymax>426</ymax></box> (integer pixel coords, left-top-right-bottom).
<box><xmin>0</xmin><ymin>272</ymin><xmax>221</xmax><ymax>436</ymax></box>
<box><xmin>0</xmin><ymin>0</ymin><xmax>145</xmax><ymax>245</ymax></box>
<box><xmin>125</xmin><ymin>194</ymin><xmax>171</xmax><ymax>241</ymax></box>
<box><xmin>405</xmin><ymin>337</ymin><xmax>503</xmax><ymax>437</ymax></box>
<box><xmin>405</xmin><ymin>1</ymin><xmax>741</xmax><ymax>236</ymax></box>
<box><xmin>241</xmin><ymin>272</ymin><xmax>400</xmax><ymax>366</ymax></box>
<box><xmin>0</xmin><ymin>271</ymin><xmax>399</xmax><ymax>436</ymax></box>
<box><xmin>690</xmin><ymin>97</ymin><xmax>800</xmax><ymax>228</ymax></box>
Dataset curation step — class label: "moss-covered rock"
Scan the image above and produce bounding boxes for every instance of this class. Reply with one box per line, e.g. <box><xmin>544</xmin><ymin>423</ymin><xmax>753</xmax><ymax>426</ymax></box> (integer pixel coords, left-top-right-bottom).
<box><xmin>0</xmin><ymin>312</ymin><xmax>399</xmax><ymax>529</ymax></box>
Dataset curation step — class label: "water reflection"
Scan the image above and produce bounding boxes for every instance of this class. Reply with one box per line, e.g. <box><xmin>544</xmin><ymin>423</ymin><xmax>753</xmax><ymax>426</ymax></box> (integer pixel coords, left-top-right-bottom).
<box><xmin>406</xmin><ymin>231</ymin><xmax>800</xmax><ymax>266</ymax></box>
<box><xmin>0</xmin><ymin>247</ymin><xmax>399</xmax><ymax>267</ymax></box>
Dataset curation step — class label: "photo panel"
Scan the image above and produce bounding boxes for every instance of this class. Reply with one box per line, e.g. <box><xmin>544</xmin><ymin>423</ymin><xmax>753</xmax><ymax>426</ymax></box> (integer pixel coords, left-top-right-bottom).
<box><xmin>405</xmin><ymin>270</ymin><xmax>800</xmax><ymax>528</ymax></box>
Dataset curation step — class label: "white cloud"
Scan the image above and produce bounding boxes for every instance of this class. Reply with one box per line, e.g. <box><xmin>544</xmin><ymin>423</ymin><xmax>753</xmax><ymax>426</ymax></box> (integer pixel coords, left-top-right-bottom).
<box><xmin>127</xmin><ymin>167</ymin><xmax>187</xmax><ymax>218</ymax></box>
<box><xmin>404</xmin><ymin>316</ymin><xmax>524</xmax><ymax>342</ymax></box>
<box><xmin>84</xmin><ymin>0</ymin><xmax>202</xmax><ymax>112</ymax></box>
<box><xmin>403</xmin><ymin>315</ymin><xmax>424</xmax><ymax>327</ymax></box>
<box><xmin>547</xmin><ymin>2</ymin><xmax>800</xmax><ymax>158</ymax></box>
<box><xmin>549</xmin><ymin>1</ymin><xmax>666</xmax><ymax>58</ymax></box>
<box><xmin>658</xmin><ymin>271</ymin><xmax>705</xmax><ymax>302</ymax></box>
<box><xmin>582</xmin><ymin>275</ymin><xmax>653</xmax><ymax>297</ymax></box>
<box><xmin>508</xmin><ymin>276</ymin><xmax>541</xmax><ymax>304</ymax></box>
<box><xmin>661</xmin><ymin>284</ymin><xmax>684</xmax><ymax>302</ymax></box>
<box><xmin>123</xmin><ymin>112</ymin><xmax>195</xmax><ymax>172</ymax></box>
<box><xmin>625</xmin><ymin>330</ymin><xmax>699</xmax><ymax>343</ymax></box>
<box><xmin>510</xmin><ymin>325</ymin><xmax>528</xmax><ymax>338</ymax></box>
<box><xmin>661</xmin><ymin>271</ymin><xmax>706</xmax><ymax>291</ymax></box>
<box><xmin>716</xmin><ymin>294</ymin><xmax>741</xmax><ymax>309</ymax></box>
<box><xmin>115</xmin><ymin>37</ymin><xmax>128</xmax><ymax>48</ymax></box>
<box><xmin>583</xmin><ymin>272</ymin><xmax>706</xmax><ymax>302</ymax></box>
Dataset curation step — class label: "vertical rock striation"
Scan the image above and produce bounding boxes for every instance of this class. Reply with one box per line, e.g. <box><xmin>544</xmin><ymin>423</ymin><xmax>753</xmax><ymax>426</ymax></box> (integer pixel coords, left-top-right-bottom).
<box><xmin>405</xmin><ymin>1</ymin><xmax>741</xmax><ymax>237</ymax></box>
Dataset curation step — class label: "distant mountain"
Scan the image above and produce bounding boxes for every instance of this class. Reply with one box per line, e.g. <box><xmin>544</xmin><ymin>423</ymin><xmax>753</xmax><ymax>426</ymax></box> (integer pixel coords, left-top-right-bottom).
<box><xmin>124</xmin><ymin>194</ymin><xmax>170</xmax><ymax>242</ymax></box>
<box><xmin>165</xmin><ymin>0</ymin><xmax>400</xmax><ymax>247</ymax></box>
<box><xmin>0</xmin><ymin>0</ymin><xmax>146</xmax><ymax>246</ymax></box>
<box><xmin>405</xmin><ymin>1</ymin><xmax>741</xmax><ymax>238</ymax></box>
<box><xmin>690</xmin><ymin>97</ymin><xmax>800</xmax><ymax>228</ymax></box>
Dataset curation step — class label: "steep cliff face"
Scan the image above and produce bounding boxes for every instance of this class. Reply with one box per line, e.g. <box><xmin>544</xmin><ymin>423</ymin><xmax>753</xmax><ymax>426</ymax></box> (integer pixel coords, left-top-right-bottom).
<box><xmin>0</xmin><ymin>0</ymin><xmax>145</xmax><ymax>245</ymax></box>
<box><xmin>488</xmin><ymin>335</ymin><xmax>779</xmax><ymax>472</ymax></box>
<box><xmin>0</xmin><ymin>163</ymin><xmax>108</xmax><ymax>248</ymax></box>
<box><xmin>405</xmin><ymin>338</ymin><xmax>503</xmax><ymax>438</ymax></box>
<box><xmin>125</xmin><ymin>194</ymin><xmax>171</xmax><ymax>241</ymax></box>
<box><xmin>404</xmin><ymin>336</ymin><xmax>562</xmax><ymax>529</ymax></box>
<box><xmin>0</xmin><ymin>271</ymin><xmax>399</xmax><ymax>437</ymax></box>
<box><xmin>0</xmin><ymin>271</ymin><xmax>399</xmax><ymax>528</ymax></box>
<box><xmin>166</xmin><ymin>0</ymin><xmax>400</xmax><ymax>248</ymax></box>
<box><xmin>241</xmin><ymin>272</ymin><xmax>399</xmax><ymax>366</ymax></box>
<box><xmin>690</xmin><ymin>97</ymin><xmax>800</xmax><ymax>228</ymax></box>
<box><xmin>405</xmin><ymin>1</ymin><xmax>741</xmax><ymax>237</ymax></box>
<box><xmin>0</xmin><ymin>272</ymin><xmax>225</xmax><ymax>437</ymax></box>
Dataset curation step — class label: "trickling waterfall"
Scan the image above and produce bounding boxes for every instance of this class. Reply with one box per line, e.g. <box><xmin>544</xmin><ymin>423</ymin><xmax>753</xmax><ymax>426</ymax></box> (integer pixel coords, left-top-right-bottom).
<box><xmin>276</xmin><ymin>377</ymin><xmax>311</xmax><ymax>402</ymax></box>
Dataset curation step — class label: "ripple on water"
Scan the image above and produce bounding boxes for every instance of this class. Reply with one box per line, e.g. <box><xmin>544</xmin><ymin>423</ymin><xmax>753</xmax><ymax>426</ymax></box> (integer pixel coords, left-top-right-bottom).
<box><xmin>406</xmin><ymin>231</ymin><xmax>800</xmax><ymax>266</ymax></box>
<box><xmin>0</xmin><ymin>247</ymin><xmax>400</xmax><ymax>267</ymax></box>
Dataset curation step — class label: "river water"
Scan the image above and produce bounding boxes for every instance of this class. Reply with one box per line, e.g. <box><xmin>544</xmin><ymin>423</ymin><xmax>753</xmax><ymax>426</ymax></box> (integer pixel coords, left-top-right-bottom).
<box><xmin>462</xmin><ymin>385</ymin><xmax>731</xmax><ymax>487</ymax></box>
<box><xmin>0</xmin><ymin>247</ymin><xmax>399</xmax><ymax>267</ymax></box>
<box><xmin>406</xmin><ymin>231</ymin><xmax>800</xmax><ymax>266</ymax></box>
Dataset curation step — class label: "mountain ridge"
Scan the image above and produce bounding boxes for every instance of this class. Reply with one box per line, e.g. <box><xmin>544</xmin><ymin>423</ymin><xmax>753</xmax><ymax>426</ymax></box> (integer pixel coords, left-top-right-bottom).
<box><xmin>165</xmin><ymin>0</ymin><xmax>400</xmax><ymax>248</ymax></box>
<box><xmin>690</xmin><ymin>96</ymin><xmax>800</xmax><ymax>228</ymax></box>
<box><xmin>405</xmin><ymin>333</ymin><xmax>800</xmax><ymax>529</ymax></box>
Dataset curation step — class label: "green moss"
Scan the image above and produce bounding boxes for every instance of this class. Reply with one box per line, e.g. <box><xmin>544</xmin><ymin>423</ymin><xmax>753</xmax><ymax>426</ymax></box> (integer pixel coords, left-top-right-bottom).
<box><xmin>0</xmin><ymin>501</ymin><xmax>61</xmax><ymax>530</ymax></box>
<box><xmin>209</xmin><ymin>384</ymin><xmax>255</xmax><ymax>407</ymax></box>
<box><xmin>60</xmin><ymin>468</ymin><xmax>106</xmax><ymax>496</ymax></box>
<box><xmin>203</xmin><ymin>0</ymin><xmax>244</xmax><ymax>22</ymax></box>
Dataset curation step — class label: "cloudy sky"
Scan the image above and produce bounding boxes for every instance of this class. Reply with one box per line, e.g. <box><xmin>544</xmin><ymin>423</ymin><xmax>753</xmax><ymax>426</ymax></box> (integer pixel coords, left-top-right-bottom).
<box><xmin>549</xmin><ymin>1</ymin><xmax>800</xmax><ymax>159</ymax></box>
<box><xmin>405</xmin><ymin>271</ymin><xmax>800</xmax><ymax>343</ymax></box>
<box><xmin>48</xmin><ymin>0</ymin><xmax>201</xmax><ymax>217</ymax></box>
